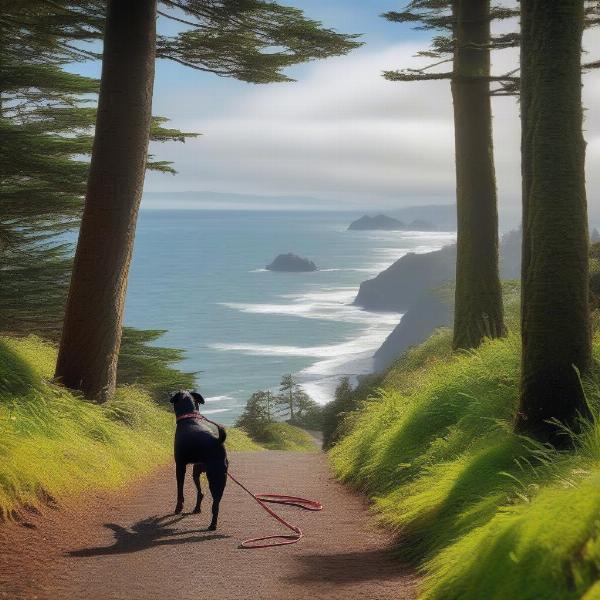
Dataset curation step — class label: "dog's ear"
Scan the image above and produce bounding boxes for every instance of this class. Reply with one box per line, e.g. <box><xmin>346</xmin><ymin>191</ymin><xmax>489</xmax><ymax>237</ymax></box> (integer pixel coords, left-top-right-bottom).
<box><xmin>169</xmin><ymin>391</ymin><xmax>181</xmax><ymax>404</ymax></box>
<box><xmin>190</xmin><ymin>391</ymin><xmax>205</xmax><ymax>405</ymax></box>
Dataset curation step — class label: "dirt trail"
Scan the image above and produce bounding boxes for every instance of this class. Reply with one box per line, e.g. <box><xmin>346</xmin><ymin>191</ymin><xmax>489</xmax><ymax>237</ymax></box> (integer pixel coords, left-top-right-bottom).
<box><xmin>0</xmin><ymin>451</ymin><xmax>416</xmax><ymax>600</ymax></box>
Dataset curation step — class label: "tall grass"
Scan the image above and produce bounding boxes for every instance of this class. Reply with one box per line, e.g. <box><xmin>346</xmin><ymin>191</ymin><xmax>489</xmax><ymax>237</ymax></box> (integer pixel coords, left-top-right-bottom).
<box><xmin>330</xmin><ymin>327</ymin><xmax>600</xmax><ymax>599</ymax></box>
<box><xmin>0</xmin><ymin>336</ymin><xmax>260</xmax><ymax>520</ymax></box>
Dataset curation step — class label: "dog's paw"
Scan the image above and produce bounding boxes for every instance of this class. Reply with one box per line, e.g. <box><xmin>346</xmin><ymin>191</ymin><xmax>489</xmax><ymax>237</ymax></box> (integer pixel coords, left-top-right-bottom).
<box><xmin>193</xmin><ymin>506</ymin><xmax>202</xmax><ymax>514</ymax></box>
<box><xmin>207</xmin><ymin>523</ymin><xmax>217</xmax><ymax>531</ymax></box>
<box><xmin>174</xmin><ymin>503</ymin><xmax>184</xmax><ymax>515</ymax></box>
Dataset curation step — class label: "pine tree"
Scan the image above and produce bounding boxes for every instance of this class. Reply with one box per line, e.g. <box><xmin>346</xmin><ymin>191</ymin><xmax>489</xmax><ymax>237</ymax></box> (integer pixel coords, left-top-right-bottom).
<box><xmin>55</xmin><ymin>0</ymin><xmax>159</xmax><ymax>402</ymax></box>
<box><xmin>515</xmin><ymin>0</ymin><xmax>591</xmax><ymax>443</ymax></box>
<box><xmin>236</xmin><ymin>390</ymin><xmax>276</xmax><ymax>437</ymax></box>
<box><xmin>275</xmin><ymin>374</ymin><xmax>310</xmax><ymax>421</ymax></box>
<box><xmin>0</xmin><ymin>2</ymin><xmax>193</xmax><ymax>336</ymax></box>
<box><xmin>117</xmin><ymin>328</ymin><xmax>196</xmax><ymax>401</ymax></box>
<box><xmin>384</xmin><ymin>1</ymin><xmax>516</xmax><ymax>350</ymax></box>
<box><xmin>55</xmin><ymin>0</ymin><xmax>361</xmax><ymax>402</ymax></box>
<box><xmin>0</xmin><ymin>1</ymin><xmax>197</xmax><ymax>392</ymax></box>
<box><xmin>0</xmin><ymin>2</ymin><xmax>100</xmax><ymax>335</ymax></box>
<box><xmin>450</xmin><ymin>0</ymin><xmax>505</xmax><ymax>349</ymax></box>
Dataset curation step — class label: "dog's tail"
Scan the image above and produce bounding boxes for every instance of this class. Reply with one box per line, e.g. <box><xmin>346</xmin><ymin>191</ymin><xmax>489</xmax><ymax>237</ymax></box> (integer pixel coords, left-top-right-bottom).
<box><xmin>218</xmin><ymin>425</ymin><xmax>227</xmax><ymax>443</ymax></box>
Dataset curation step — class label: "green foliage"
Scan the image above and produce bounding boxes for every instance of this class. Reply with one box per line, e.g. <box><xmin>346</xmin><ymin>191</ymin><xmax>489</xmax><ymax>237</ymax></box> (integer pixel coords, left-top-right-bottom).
<box><xmin>117</xmin><ymin>328</ymin><xmax>196</xmax><ymax>401</ymax></box>
<box><xmin>236</xmin><ymin>390</ymin><xmax>277</xmax><ymax>437</ymax></box>
<box><xmin>322</xmin><ymin>377</ymin><xmax>359</xmax><ymax>449</ymax></box>
<box><xmin>0</xmin><ymin>2</ymin><xmax>195</xmax><ymax>338</ymax></box>
<box><xmin>274</xmin><ymin>373</ymin><xmax>317</xmax><ymax>422</ymax></box>
<box><xmin>0</xmin><ymin>336</ymin><xmax>259</xmax><ymax>519</ymax></box>
<box><xmin>382</xmin><ymin>1</ymin><xmax>519</xmax><ymax>93</ymax></box>
<box><xmin>157</xmin><ymin>0</ymin><xmax>361</xmax><ymax>83</ymax></box>
<box><xmin>288</xmin><ymin>400</ymin><xmax>323</xmax><ymax>431</ymax></box>
<box><xmin>330</xmin><ymin>327</ymin><xmax>600</xmax><ymax>599</ymax></box>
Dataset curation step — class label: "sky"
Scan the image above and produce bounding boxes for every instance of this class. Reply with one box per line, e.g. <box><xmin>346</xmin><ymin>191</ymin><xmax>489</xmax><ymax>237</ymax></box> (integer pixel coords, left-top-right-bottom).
<box><xmin>73</xmin><ymin>2</ymin><xmax>600</xmax><ymax>219</ymax></box>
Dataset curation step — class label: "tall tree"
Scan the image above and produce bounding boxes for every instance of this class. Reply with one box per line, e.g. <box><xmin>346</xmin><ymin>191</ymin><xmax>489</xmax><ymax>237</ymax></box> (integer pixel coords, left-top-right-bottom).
<box><xmin>515</xmin><ymin>0</ymin><xmax>591</xmax><ymax>442</ymax></box>
<box><xmin>54</xmin><ymin>1</ymin><xmax>360</xmax><ymax>402</ymax></box>
<box><xmin>450</xmin><ymin>0</ymin><xmax>504</xmax><ymax>349</ymax></box>
<box><xmin>55</xmin><ymin>0</ymin><xmax>159</xmax><ymax>401</ymax></box>
<box><xmin>384</xmin><ymin>1</ymin><xmax>516</xmax><ymax>350</ymax></box>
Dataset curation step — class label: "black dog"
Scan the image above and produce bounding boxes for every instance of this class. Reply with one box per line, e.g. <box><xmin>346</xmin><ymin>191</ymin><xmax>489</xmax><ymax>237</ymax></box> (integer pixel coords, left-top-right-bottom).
<box><xmin>169</xmin><ymin>390</ymin><xmax>228</xmax><ymax>530</ymax></box>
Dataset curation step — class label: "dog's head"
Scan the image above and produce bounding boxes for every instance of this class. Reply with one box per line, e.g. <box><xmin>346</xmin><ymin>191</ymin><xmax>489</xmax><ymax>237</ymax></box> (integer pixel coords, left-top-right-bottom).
<box><xmin>169</xmin><ymin>390</ymin><xmax>205</xmax><ymax>416</ymax></box>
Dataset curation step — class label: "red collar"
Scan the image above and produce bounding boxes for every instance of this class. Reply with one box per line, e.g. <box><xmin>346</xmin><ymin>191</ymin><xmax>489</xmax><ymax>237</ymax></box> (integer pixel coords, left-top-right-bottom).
<box><xmin>176</xmin><ymin>412</ymin><xmax>202</xmax><ymax>422</ymax></box>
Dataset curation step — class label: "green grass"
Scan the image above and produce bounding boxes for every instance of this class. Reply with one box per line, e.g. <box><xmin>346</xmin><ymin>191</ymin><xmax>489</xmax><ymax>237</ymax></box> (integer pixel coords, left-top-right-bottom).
<box><xmin>0</xmin><ymin>335</ymin><xmax>260</xmax><ymax>521</ymax></box>
<box><xmin>330</xmin><ymin>324</ymin><xmax>600</xmax><ymax>600</ymax></box>
<box><xmin>251</xmin><ymin>422</ymin><xmax>318</xmax><ymax>452</ymax></box>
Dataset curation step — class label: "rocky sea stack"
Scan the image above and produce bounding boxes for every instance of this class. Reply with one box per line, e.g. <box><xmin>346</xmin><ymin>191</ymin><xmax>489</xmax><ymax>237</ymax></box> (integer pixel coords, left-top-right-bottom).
<box><xmin>348</xmin><ymin>214</ymin><xmax>405</xmax><ymax>231</ymax></box>
<box><xmin>266</xmin><ymin>253</ymin><xmax>318</xmax><ymax>272</ymax></box>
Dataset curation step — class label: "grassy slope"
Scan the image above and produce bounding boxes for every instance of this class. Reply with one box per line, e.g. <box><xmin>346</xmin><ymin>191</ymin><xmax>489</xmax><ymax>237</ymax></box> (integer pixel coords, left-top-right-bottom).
<box><xmin>0</xmin><ymin>336</ymin><xmax>261</xmax><ymax>521</ymax></box>
<box><xmin>251</xmin><ymin>422</ymin><xmax>318</xmax><ymax>452</ymax></box>
<box><xmin>330</xmin><ymin>322</ymin><xmax>600</xmax><ymax>599</ymax></box>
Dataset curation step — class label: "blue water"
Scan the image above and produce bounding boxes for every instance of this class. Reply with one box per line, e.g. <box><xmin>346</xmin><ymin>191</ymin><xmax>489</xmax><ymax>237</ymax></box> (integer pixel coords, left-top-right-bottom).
<box><xmin>124</xmin><ymin>210</ymin><xmax>456</xmax><ymax>424</ymax></box>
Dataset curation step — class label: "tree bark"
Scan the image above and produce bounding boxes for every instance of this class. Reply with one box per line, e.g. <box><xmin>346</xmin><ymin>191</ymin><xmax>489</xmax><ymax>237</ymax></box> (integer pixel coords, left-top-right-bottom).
<box><xmin>451</xmin><ymin>0</ymin><xmax>505</xmax><ymax>351</ymax></box>
<box><xmin>516</xmin><ymin>0</ymin><xmax>591</xmax><ymax>442</ymax></box>
<box><xmin>55</xmin><ymin>0</ymin><xmax>157</xmax><ymax>402</ymax></box>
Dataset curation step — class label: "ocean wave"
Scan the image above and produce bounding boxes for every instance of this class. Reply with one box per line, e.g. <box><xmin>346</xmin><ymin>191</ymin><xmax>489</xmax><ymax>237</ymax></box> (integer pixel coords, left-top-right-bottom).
<box><xmin>220</xmin><ymin>296</ymin><xmax>401</xmax><ymax>326</ymax></box>
<box><xmin>221</xmin><ymin>285</ymin><xmax>400</xmax><ymax>325</ymax></box>
<box><xmin>204</xmin><ymin>395</ymin><xmax>233</xmax><ymax>403</ymax></box>
<box><xmin>295</xmin><ymin>337</ymin><xmax>384</xmax><ymax>405</ymax></box>
<box><xmin>279</xmin><ymin>286</ymin><xmax>355</xmax><ymax>299</ymax></box>
<box><xmin>201</xmin><ymin>408</ymin><xmax>231</xmax><ymax>415</ymax></box>
<box><xmin>211</xmin><ymin>325</ymin><xmax>393</xmax><ymax>360</ymax></box>
<box><xmin>252</xmin><ymin>266</ymin><xmax>381</xmax><ymax>274</ymax></box>
<box><xmin>316</xmin><ymin>267</ymin><xmax>379</xmax><ymax>273</ymax></box>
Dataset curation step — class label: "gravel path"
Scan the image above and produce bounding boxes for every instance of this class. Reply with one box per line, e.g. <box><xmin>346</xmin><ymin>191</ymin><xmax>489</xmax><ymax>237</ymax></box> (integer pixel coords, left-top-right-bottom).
<box><xmin>0</xmin><ymin>451</ymin><xmax>416</xmax><ymax>599</ymax></box>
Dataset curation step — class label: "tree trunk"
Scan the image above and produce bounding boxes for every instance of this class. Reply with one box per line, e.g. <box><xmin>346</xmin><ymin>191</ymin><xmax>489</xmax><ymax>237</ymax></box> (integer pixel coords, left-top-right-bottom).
<box><xmin>451</xmin><ymin>0</ymin><xmax>505</xmax><ymax>351</ymax></box>
<box><xmin>516</xmin><ymin>0</ymin><xmax>591</xmax><ymax>442</ymax></box>
<box><xmin>55</xmin><ymin>0</ymin><xmax>157</xmax><ymax>402</ymax></box>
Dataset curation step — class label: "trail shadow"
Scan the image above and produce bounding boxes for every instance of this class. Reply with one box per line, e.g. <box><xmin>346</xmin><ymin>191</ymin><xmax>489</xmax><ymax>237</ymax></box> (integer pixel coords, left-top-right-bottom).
<box><xmin>68</xmin><ymin>514</ymin><xmax>229</xmax><ymax>557</ymax></box>
<box><xmin>287</xmin><ymin>548</ymin><xmax>413</xmax><ymax>585</ymax></box>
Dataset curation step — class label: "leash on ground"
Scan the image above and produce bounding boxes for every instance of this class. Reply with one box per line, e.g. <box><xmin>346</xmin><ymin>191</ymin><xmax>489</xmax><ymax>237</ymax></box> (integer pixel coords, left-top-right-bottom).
<box><xmin>201</xmin><ymin>415</ymin><xmax>323</xmax><ymax>549</ymax></box>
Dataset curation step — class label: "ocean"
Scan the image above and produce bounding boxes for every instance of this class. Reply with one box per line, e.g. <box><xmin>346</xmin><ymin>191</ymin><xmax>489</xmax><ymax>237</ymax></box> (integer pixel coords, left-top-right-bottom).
<box><xmin>124</xmin><ymin>210</ymin><xmax>456</xmax><ymax>424</ymax></box>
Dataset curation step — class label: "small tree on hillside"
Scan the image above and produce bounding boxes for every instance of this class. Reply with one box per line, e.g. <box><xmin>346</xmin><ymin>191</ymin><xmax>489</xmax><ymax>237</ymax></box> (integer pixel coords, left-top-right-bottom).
<box><xmin>275</xmin><ymin>374</ymin><xmax>310</xmax><ymax>421</ymax></box>
<box><xmin>235</xmin><ymin>390</ymin><xmax>276</xmax><ymax>437</ymax></box>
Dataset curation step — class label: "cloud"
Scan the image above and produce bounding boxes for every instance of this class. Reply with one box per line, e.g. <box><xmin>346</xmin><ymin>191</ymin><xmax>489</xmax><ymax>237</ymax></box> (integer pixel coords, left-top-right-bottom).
<box><xmin>145</xmin><ymin>34</ymin><xmax>600</xmax><ymax>220</ymax></box>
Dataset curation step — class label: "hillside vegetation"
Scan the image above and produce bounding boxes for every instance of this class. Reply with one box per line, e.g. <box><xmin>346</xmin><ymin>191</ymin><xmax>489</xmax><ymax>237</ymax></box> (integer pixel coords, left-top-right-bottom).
<box><xmin>0</xmin><ymin>336</ymin><xmax>262</xmax><ymax>522</ymax></box>
<box><xmin>330</xmin><ymin>324</ymin><xmax>600</xmax><ymax>599</ymax></box>
<box><xmin>250</xmin><ymin>422</ymin><xmax>318</xmax><ymax>452</ymax></box>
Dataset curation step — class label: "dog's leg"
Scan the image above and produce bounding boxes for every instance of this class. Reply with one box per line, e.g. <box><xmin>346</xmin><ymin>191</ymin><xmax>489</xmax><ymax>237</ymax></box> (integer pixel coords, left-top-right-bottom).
<box><xmin>207</xmin><ymin>469</ymin><xmax>227</xmax><ymax>531</ymax></box>
<box><xmin>192</xmin><ymin>464</ymin><xmax>204</xmax><ymax>514</ymax></box>
<box><xmin>174</xmin><ymin>462</ymin><xmax>186</xmax><ymax>514</ymax></box>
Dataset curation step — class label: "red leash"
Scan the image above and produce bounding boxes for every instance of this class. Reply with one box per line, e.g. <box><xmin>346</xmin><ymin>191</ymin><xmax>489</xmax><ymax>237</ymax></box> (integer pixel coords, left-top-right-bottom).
<box><xmin>198</xmin><ymin>414</ymin><xmax>323</xmax><ymax>549</ymax></box>
<box><xmin>227</xmin><ymin>470</ymin><xmax>322</xmax><ymax>548</ymax></box>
